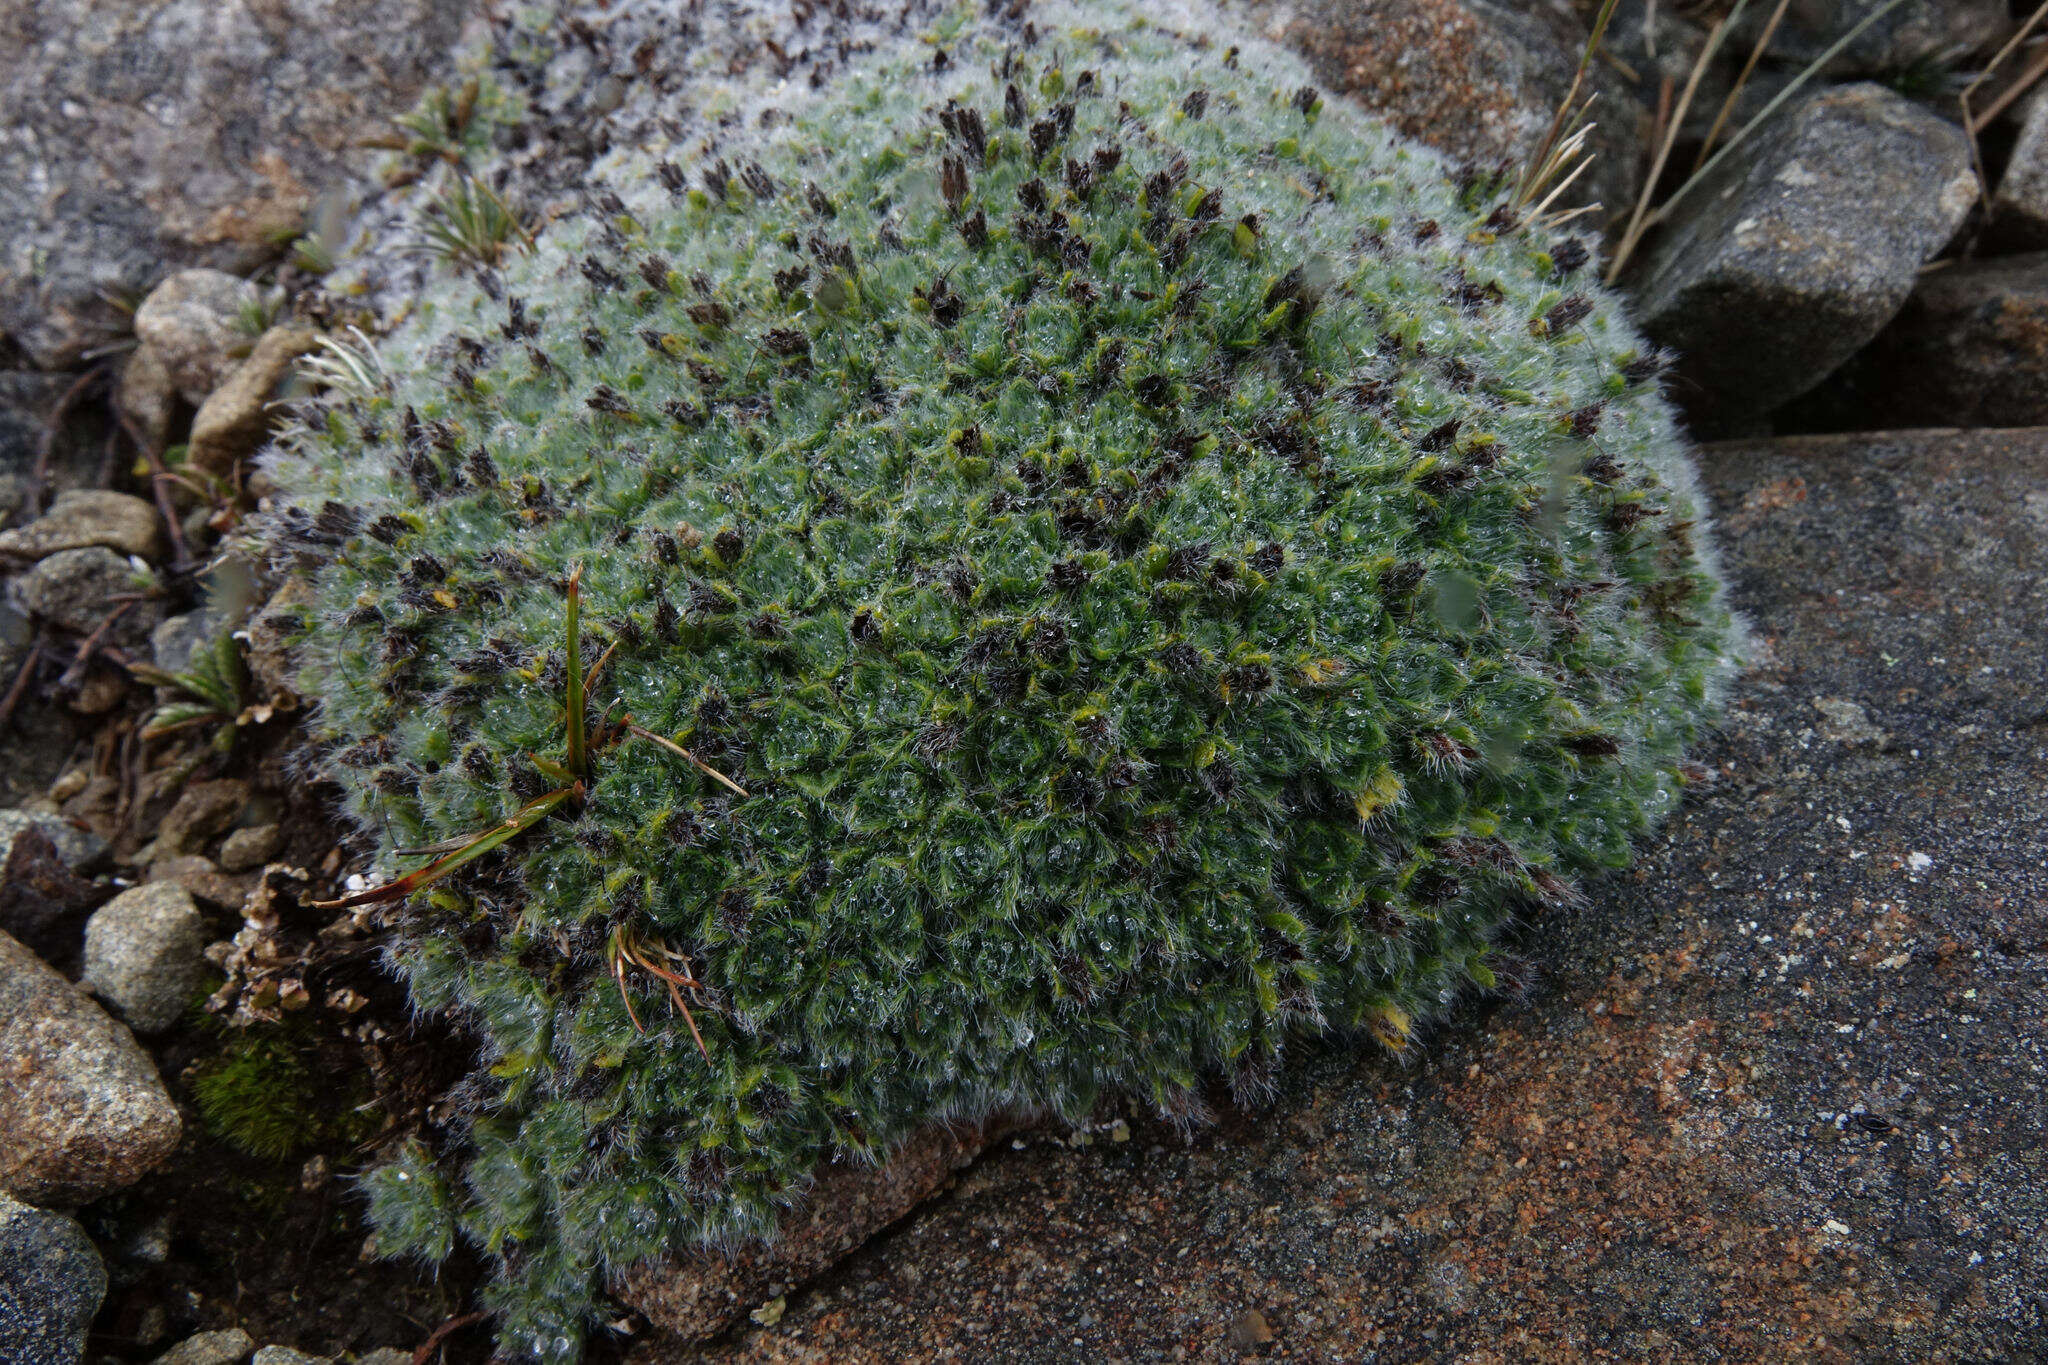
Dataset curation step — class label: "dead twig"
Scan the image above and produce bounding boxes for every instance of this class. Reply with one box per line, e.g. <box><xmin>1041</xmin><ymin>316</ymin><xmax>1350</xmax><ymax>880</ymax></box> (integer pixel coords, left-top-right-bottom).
<box><xmin>29</xmin><ymin>367</ymin><xmax>106</xmax><ymax>515</ymax></box>
<box><xmin>1968</xmin><ymin>40</ymin><xmax>2048</xmax><ymax>133</ymax></box>
<box><xmin>1610</xmin><ymin>6</ymin><xmax>1738</xmax><ymax>283</ymax></box>
<box><xmin>1961</xmin><ymin>1</ymin><xmax>2048</xmax><ymax>137</ymax></box>
<box><xmin>1959</xmin><ymin>2</ymin><xmax>2048</xmax><ymax>230</ymax></box>
<box><xmin>94</xmin><ymin>420</ymin><xmax>122</xmax><ymax>492</ymax></box>
<box><xmin>0</xmin><ymin>640</ymin><xmax>44</xmax><ymax>732</ymax></box>
<box><xmin>109</xmin><ymin>400</ymin><xmax>195</xmax><ymax>574</ymax></box>
<box><xmin>113</xmin><ymin>719</ymin><xmax>141</xmax><ymax>835</ymax></box>
<box><xmin>410</xmin><ymin>1310</ymin><xmax>488</xmax><ymax>1365</ymax></box>
<box><xmin>55</xmin><ymin>596</ymin><xmax>144</xmax><ymax>691</ymax></box>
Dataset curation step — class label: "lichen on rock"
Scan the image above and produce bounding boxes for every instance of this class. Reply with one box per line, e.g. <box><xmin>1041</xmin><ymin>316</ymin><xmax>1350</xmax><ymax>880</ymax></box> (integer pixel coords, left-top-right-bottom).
<box><xmin>261</xmin><ymin>2</ymin><xmax>1741</xmax><ymax>1355</ymax></box>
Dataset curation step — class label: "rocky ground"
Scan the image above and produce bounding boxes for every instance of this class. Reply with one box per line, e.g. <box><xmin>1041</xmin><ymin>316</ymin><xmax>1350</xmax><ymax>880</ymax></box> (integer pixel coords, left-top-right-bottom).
<box><xmin>0</xmin><ymin>2</ymin><xmax>2045</xmax><ymax>1364</ymax></box>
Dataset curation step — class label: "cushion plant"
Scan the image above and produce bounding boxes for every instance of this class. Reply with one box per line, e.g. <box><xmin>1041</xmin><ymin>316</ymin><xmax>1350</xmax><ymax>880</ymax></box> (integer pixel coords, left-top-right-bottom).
<box><xmin>264</xmin><ymin>3</ymin><xmax>1741</xmax><ymax>1355</ymax></box>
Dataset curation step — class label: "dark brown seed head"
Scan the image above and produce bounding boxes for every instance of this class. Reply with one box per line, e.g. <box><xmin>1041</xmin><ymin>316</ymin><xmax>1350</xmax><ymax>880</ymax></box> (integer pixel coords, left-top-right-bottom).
<box><xmin>1545</xmin><ymin>295</ymin><xmax>1593</xmax><ymax>334</ymax></box>
<box><xmin>1418</xmin><ymin>418</ymin><xmax>1462</xmax><ymax>453</ymax></box>
<box><xmin>940</xmin><ymin>154</ymin><xmax>970</xmax><ymax>213</ymax></box>
<box><xmin>1029</xmin><ymin>117</ymin><xmax>1058</xmax><ymax>160</ymax></box>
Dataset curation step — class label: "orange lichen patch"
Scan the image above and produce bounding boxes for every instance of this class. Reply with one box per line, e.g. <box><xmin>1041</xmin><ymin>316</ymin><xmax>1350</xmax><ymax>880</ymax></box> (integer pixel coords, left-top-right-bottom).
<box><xmin>192</xmin><ymin>152</ymin><xmax>313</xmax><ymax>249</ymax></box>
<box><xmin>1274</xmin><ymin>4</ymin><xmax>1540</xmax><ymax>163</ymax></box>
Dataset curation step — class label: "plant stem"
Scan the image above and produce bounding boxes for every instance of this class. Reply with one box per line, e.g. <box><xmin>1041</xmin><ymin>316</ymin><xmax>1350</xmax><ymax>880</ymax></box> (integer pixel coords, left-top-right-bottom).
<box><xmin>565</xmin><ymin>564</ymin><xmax>587</xmax><ymax>781</ymax></box>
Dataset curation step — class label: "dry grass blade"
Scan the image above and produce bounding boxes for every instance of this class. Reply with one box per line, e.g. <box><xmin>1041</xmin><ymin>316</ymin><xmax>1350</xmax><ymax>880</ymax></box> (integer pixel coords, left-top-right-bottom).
<box><xmin>1528</xmin><ymin>120</ymin><xmax>1602</xmax><ymax>224</ymax></box>
<box><xmin>1959</xmin><ymin>1</ymin><xmax>2048</xmax><ymax>219</ymax></box>
<box><xmin>300</xmin><ymin>326</ymin><xmax>389</xmax><ymax>399</ymax></box>
<box><xmin>1962</xmin><ymin>0</ymin><xmax>2048</xmax><ymax>134</ymax></box>
<box><xmin>312</xmin><ymin>787</ymin><xmax>575</xmax><ymax>909</ymax></box>
<box><xmin>1513</xmin><ymin>0</ymin><xmax>1623</xmax><ymax>213</ymax></box>
<box><xmin>1694</xmin><ymin>0</ymin><xmax>1795</xmax><ymax>171</ymax></box>
<box><xmin>608</xmin><ymin>926</ymin><xmax>712</xmax><ymax>1057</ymax></box>
<box><xmin>565</xmin><ymin>564</ymin><xmax>588</xmax><ymax>780</ymax></box>
<box><xmin>1607</xmin><ymin>0</ymin><xmax>1914</xmax><ymax>282</ymax></box>
<box><xmin>624</xmin><ymin>724</ymin><xmax>750</xmax><ymax>796</ymax></box>
<box><xmin>1609</xmin><ymin>1</ymin><xmax>1745</xmax><ymax>282</ymax></box>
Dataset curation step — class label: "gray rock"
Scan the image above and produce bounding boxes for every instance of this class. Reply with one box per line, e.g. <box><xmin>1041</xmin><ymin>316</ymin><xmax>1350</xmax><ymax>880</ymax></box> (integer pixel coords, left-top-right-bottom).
<box><xmin>0</xmin><ymin>928</ymin><xmax>182</xmax><ymax>1205</ymax></box>
<box><xmin>186</xmin><ymin>325</ymin><xmax>322</xmax><ymax>478</ymax></box>
<box><xmin>7</xmin><ymin>545</ymin><xmax>160</xmax><ymax>645</ymax></box>
<box><xmin>155</xmin><ymin>779</ymin><xmax>250</xmax><ymax>857</ymax></box>
<box><xmin>150</xmin><ymin>1327</ymin><xmax>254</xmax><ymax>1365</ymax></box>
<box><xmin>82</xmin><ymin>883</ymin><xmax>209</xmax><ymax>1035</ymax></box>
<box><xmin>0</xmin><ymin>0</ymin><xmax>471</xmax><ymax>369</ymax></box>
<box><xmin>0</xmin><ymin>371</ymin><xmax>60</xmax><ymax>477</ymax></box>
<box><xmin>1635</xmin><ymin>82</ymin><xmax>1975</xmax><ymax>430</ymax></box>
<box><xmin>216</xmin><ymin>824</ymin><xmax>282</xmax><ymax>874</ymax></box>
<box><xmin>114</xmin><ymin>1210</ymin><xmax>171</xmax><ymax>1266</ymax></box>
<box><xmin>1992</xmin><ymin>90</ymin><xmax>2048</xmax><ymax>250</ymax></box>
<box><xmin>1784</xmin><ymin>253</ymin><xmax>2048</xmax><ymax>431</ymax></box>
<box><xmin>150</xmin><ymin>1330</ymin><xmax>251</xmax><ymax>1365</ymax></box>
<box><xmin>0</xmin><ymin>489</ymin><xmax>162</xmax><ymax>561</ymax></box>
<box><xmin>130</xmin><ymin>270</ymin><xmax>258</xmax><ymax>407</ymax></box>
<box><xmin>0</xmin><ymin>820</ymin><xmax>109</xmax><ymax>972</ymax></box>
<box><xmin>250</xmin><ymin>1348</ymin><xmax>331</xmax><ymax>1365</ymax></box>
<box><xmin>151</xmin><ymin>606</ymin><xmax>231</xmax><ymax>679</ymax></box>
<box><xmin>616</xmin><ymin>1117</ymin><xmax>1021</xmax><ymax>1342</ymax></box>
<box><xmin>0</xmin><ymin>807</ymin><xmax>108</xmax><ymax>873</ymax></box>
<box><xmin>0</xmin><ymin>594</ymin><xmax>28</xmax><ymax>673</ymax></box>
<box><xmin>1600</xmin><ymin>3</ymin><xmax>1798</xmax><ymax>146</ymax></box>
<box><xmin>0</xmin><ymin>1190</ymin><xmax>105</xmax><ymax>1365</ymax></box>
<box><xmin>144</xmin><ymin>855</ymin><xmax>255</xmax><ymax>914</ymax></box>
<box><xmin>350</xmin><ymin>1351</ymin><xmax>411</xmax><ymax>1365</ymax></box>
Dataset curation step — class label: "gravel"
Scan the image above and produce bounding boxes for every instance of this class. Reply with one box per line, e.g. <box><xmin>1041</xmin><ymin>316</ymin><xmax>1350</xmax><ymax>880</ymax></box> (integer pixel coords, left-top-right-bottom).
<box><xmin>6</xmin><ymin>546</ymin><xmax>161</xmax><ymax>646</ymax></box>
